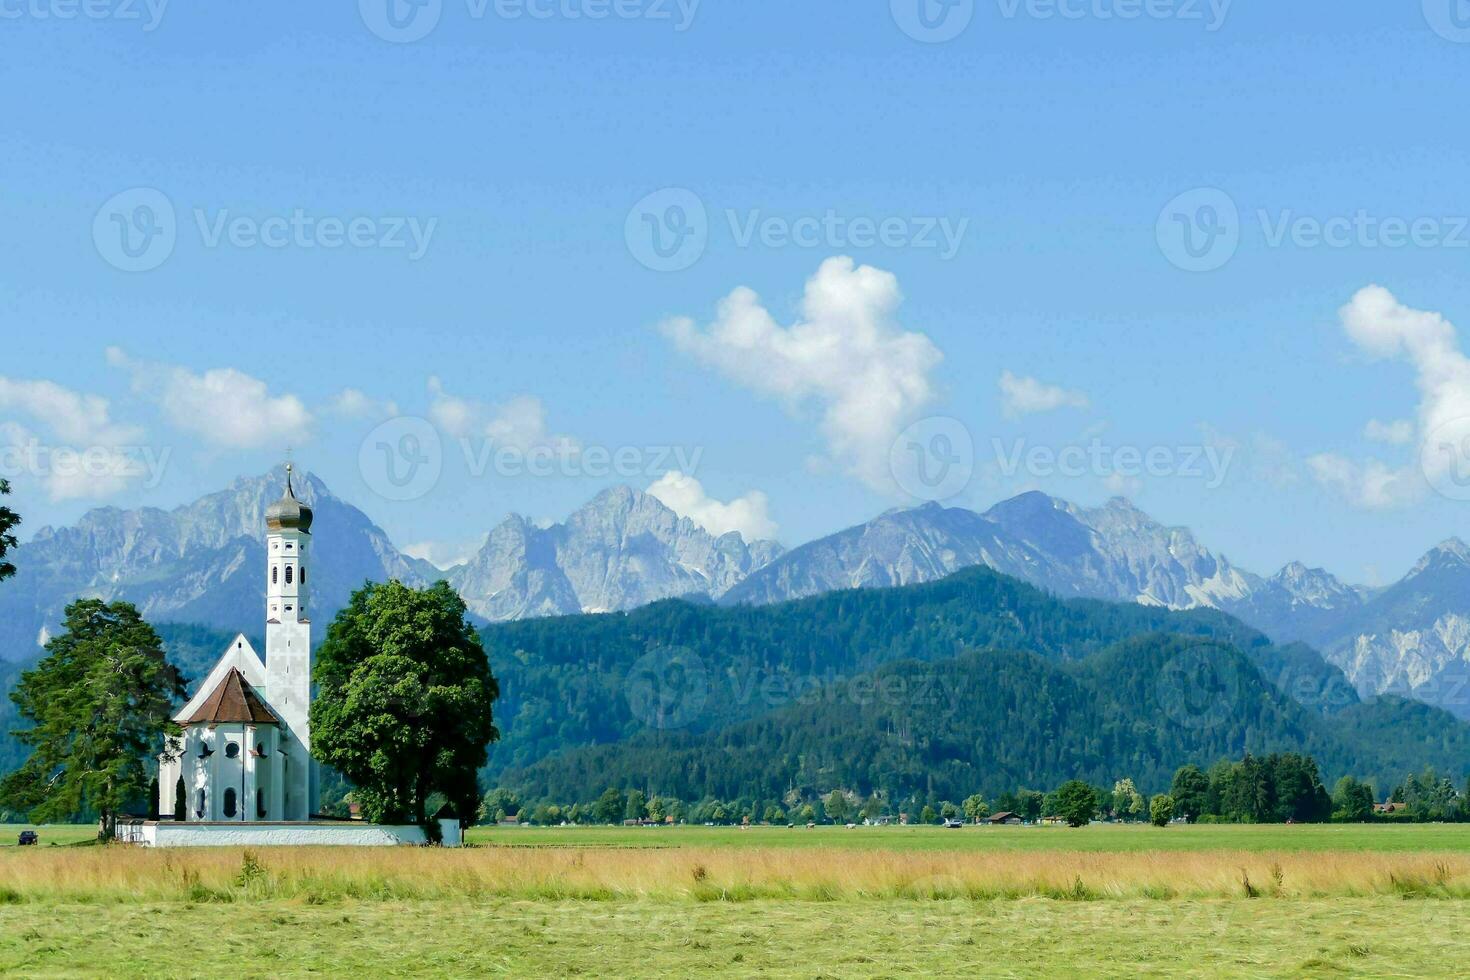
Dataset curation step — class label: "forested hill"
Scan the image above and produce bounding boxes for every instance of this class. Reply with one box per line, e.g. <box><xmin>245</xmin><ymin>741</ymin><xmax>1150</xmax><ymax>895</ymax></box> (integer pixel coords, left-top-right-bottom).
<box><xmin>478</xmin><ymin>565</ymin><xmax>1361</xmax><ymax>781</ymax></box>
<box><xmin>501</xmin><ymin>636</ymin><xmax>1470</xmax><ymax>804</ymax></box>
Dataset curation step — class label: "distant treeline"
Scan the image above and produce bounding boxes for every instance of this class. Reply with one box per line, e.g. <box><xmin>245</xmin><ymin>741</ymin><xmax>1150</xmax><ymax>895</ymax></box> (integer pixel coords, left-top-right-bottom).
<box><xmin>480</xmin><ymin>753</ymin><xmax>1470</xmax><ymax>828</ymax></box>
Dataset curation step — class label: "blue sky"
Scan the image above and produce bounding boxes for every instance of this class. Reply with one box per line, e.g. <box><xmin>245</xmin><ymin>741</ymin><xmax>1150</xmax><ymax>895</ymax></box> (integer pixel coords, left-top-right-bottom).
<box><xmin>3</xmin><ymin>1</ymin><xmax>1470</xmax><ymax>584</ymax></box>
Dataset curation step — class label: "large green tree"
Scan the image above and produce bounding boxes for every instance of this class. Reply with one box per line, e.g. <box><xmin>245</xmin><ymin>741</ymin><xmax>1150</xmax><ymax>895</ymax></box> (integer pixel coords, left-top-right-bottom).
<box><xmin>310</xmin><ymin>580</ymin><xmax>498</xmax><ymax>829</ymax></box>
<box><xmin>1053</xmin><ymin>780</ymin><xmax>1098</xmax><ymax>828</ymax></box>
<box><xmin>0</xmin><ymin>478</ymin><xmax>19</xmax><ymax>582</ymax></box>
<box><xmin>0</xmin><ymin>600</ymin><xmax>184</xmax><ymax>838</ymax></box>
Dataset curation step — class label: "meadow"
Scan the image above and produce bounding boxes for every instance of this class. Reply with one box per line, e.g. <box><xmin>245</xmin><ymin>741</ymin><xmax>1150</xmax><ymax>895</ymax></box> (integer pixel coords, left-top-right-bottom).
<box><xmin>2</xmin><ymin>823</ymin><xmax>1469</xmax><ymax>976</ymax></box>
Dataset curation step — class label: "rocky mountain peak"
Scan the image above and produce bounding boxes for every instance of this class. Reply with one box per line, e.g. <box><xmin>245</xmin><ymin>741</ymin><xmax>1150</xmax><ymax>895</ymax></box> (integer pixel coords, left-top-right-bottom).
<box><xmin>1409</xmin><ymin>538</ymin><xmax>1470</xmax><ymax>577</ymax></box>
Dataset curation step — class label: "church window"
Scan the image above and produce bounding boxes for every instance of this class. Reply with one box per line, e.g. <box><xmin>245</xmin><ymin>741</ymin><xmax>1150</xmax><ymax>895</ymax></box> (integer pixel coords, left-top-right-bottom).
<box><xmin>285</xmin><ymin>566</ymin><xmax>293</xmax><ymax>585</ymax></box>
<box><xmin>225</xmin><ymin>742</ymin><xmax>240</xmax><ymax>759</ymax></box>
<box><xmin>300</xmin><ymin>567</ymin><xmax>306</xmax><ymax>585</ymax></box>
<box><xmin>286</xmin><ymin>542</ymin><xmax>293</xmax><ymax>551</ymax></box>
<box><xmin>257</xmin><ymin>789</ymin><xmax>267</xmax><ymax>819</ymax></box>
<box><xmin>199</xmin><ymin>742</ymin><xmax>214</xmax><ymax>758</ymax></box>
<box><xmin>196</xmin><ymin>789</ymin><xmax>206</xmax><ymax>818</ymax></box>
<box><xmin>272</xmin><ymin>566</ymin><xmax>278</xmax><ymax>585</ymax></box>
<box><xmin>223</xmin><ymin>788</ymin><xmax>238</xmax><ymax>818</ymax></box>
<box><xmin>285</xmin><ymin>605</ymin><xmax>293</xmax><ymax>613</ymax></box>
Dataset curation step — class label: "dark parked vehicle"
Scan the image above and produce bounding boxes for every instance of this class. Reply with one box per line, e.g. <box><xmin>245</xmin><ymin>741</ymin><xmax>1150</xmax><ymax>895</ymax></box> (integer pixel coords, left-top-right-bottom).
<box><xmin>17</xmin><ymin>830</ymin><xmax>38</xmax><ymax>846</ymax></box>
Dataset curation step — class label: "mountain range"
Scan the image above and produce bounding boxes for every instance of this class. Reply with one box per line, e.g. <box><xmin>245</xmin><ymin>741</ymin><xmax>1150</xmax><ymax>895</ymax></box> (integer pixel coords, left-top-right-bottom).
<box><xmin>1</xmin><ymin>469</ymin><xmax>1467</xmax><ymax>720</ymax></box>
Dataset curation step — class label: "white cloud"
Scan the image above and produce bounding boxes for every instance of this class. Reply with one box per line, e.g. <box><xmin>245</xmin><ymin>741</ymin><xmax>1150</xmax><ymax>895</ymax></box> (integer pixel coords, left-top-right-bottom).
<box><xmin>330</xmin><ymin>388</ymin><xmax>400</xmax><ymax>420</ymax></box>
<box><xmin>107</xmin><ymin>348</ymin><xmax>312</xmax><ymax>449</ymax></box>
<box><xmin>427</xmin><ymin>378</ymin><xmax>579</xmax><ymax>453</ymax></box>
<box><xmin>1309</xmin><ymin>286</ymin><xmax>1470</xmax><ymax>508</ymax></box>
<box><xmin>0</xmin><ymin>375</ymin><xmax>150</xmax><ymax>500</ymax></box>
<box><xmin>661</xmin><ymin>257</ymin><xmax>943</xmax><ymax>492</ymax></box>
<box><xmin>647</xmin><ymin>472</ymin><xmax>778</xmax><ymax>541</ymax></box>
<box><xmin>998</xmin><ymin>371</ymin><xmax>1090</xmax><ymax>419</ymax></box>
<box><xmin>1363</xmin><ymin>418</ymin><xmax>1414</xmax><ymax>445</ymax></box>
<box><xmin>403</xmin><ymin>535</ymin><xmax>486</xmax><ymax>570</ymax></box>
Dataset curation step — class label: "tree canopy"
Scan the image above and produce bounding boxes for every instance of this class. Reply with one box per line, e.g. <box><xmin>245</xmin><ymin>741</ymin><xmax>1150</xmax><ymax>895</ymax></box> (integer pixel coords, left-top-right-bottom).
<box><xmin>310</xmin><ymin>580</ymin><xmax>499</xmax><ymax>828</ymax></box>
<box><xmin>0</xmin><ymin>478</ymin><xmax>19</xmax><ymax>583</ymax></box>
<box><xmin>0</xmin><ymin>599</ymin><xmax>184</xmax><ymax>838</ymax></box>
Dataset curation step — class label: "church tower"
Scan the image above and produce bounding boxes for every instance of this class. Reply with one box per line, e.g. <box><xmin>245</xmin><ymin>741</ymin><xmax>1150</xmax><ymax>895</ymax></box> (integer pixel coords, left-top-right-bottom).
<box><xmin>263</xmin><ymin>465</ymin><xmax>315</xmax><ymax>820</ymax></box>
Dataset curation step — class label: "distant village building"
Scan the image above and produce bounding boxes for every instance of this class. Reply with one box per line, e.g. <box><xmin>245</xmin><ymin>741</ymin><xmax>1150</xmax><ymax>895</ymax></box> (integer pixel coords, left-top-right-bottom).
<box><xmin>988</xmin><ymin>811</ymin><xmax>1023</xmax><ymax>825</ymax></box>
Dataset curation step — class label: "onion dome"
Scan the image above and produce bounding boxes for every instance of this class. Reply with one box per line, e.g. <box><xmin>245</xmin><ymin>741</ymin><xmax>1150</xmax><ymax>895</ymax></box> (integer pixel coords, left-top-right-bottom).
<box><xmin>265</xmin><ymin>464</ymin><xmax>313</xmax><ymax>533</ymax></box>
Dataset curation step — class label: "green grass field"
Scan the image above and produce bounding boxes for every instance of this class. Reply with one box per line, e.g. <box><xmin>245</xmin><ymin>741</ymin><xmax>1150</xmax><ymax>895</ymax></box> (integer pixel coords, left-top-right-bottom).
<box><xmin>3</xmin><ymin>823</ymin><xmax>1469</xmax><ymax>977</ymax></box>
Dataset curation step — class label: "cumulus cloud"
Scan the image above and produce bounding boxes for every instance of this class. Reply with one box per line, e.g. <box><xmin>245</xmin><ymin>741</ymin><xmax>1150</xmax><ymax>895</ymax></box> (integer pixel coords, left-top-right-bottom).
<box><xmin>107</xmin><ymin>348</ymin><xmax>312</xmax><ymax>449</ymax></box>
<box><xmin>1309</xmin><ymin>286</ymin><xmax>1470</xmax><ymax>508</ymax></box>
<box><xmin>1363</xmin><ymin>418</ymin><xmax>1414</xmax><ymax>446</ymax></box>
<box><xmin>0</xmin><ymin>375</ymin><xmax>151</xmax><ymax>500</ymax></box>
<box><xmin>998</xmin><ymin>371</ymin><xmax>1090</xmax><ymax>419</ymax></box>
<box><xmin>646</xmin><ymin>472</ymin><xmax>778</xmax><ymax>541</ymax></box>
<box><xmin>402</xmin><ymin>535</ymin><xmax>486</xmax><ymax>570</ymax></box>
<box><xmin>660</xmin><ymin>257</ymin><xmax>943</xmax><ymax>492</ymax></box>
<box><xmin>330</xmin><ymin>388</ymin><xmax>400</xmax><ymax>420</ymax></box>
<box><xmin>427</xmin><ymin>378</ymin><xmax>579</xmax><ymax>454</ymax></box>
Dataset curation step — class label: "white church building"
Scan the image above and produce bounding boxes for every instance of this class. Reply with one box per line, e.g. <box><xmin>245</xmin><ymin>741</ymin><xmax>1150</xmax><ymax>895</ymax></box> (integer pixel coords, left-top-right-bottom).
<box><xmin>132</xmin><ymin>466</ymin><xmax>459</xmax><ymax>847</ymax></box>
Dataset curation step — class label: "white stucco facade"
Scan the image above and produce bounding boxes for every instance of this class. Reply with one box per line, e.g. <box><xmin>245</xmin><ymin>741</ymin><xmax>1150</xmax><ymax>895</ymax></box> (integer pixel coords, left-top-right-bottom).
<box><xmin>123</xmin><ymin>819</ymin><xmax>462</xmax><ymax>848</ymax></box>
<box><xmin>156</xmin><ymin>466</ymin><xmax>317</xmax><ymax>826</ymax></box>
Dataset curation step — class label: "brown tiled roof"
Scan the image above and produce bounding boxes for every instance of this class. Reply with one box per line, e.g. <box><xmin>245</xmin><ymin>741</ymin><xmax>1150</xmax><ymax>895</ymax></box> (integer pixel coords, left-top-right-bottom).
<box><xmin>185</xmin><ymin>668</ymin><xmax>280</xmax><ymax>725</ymax></box>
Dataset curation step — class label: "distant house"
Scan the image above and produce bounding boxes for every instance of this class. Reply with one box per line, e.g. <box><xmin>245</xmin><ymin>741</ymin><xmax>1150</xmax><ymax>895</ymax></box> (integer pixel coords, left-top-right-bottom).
<box><xmin>1374</xmin><ymin>802</ymin><xmax>1409</xmax><ymax>815</ymax></box>
<box><xmin>988</xmin><ymin>811</ymin><xmax>1023</xmax><ymax>825</ymax></box>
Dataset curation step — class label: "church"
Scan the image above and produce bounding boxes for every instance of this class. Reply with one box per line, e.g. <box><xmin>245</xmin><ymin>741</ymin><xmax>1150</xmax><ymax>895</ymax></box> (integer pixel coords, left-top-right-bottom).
<box><xmin>136</xmin><ymin>467</ymin><xmax>461</xmax><ymax>846</ymax></box>
<box><xmin>156</xmin><ymin>465</ymin><xmax>317</xmax><ymax>823</ymax></box>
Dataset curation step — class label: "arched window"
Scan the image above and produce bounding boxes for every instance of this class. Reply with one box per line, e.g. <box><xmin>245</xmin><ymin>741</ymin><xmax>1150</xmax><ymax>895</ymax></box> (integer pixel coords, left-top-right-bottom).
<box><xmin>225</xmin><ymin>742</ymin><xmax>240</xmax><ymax>759</ymax></box>
<box><xmin>300</xmin><ymin>567</ymin><xmax>306</xmax><ymax>586</ymax></box>
<box><xmin>285</xmin><ymin>566</ymin><xmax>293</xmax><ymax>585</ymax></box>
<box><xmin>196</xmin><ymin>789</ymin><xmax>206</xmax><ymax>818</ymax></box>
<box><xmin>223</xmin><ymin>788</ymin><xmax>238</xmax><ymax>818</ymax></box>
<box><xmin>257</xmin><ymin>789</ymin><xmax>267</xmax><ymax>819</ymax></box>
<box><xmin>272</xmin><ymin>566</ymin><xmax>278</xmax><ymax>585</ymax></box>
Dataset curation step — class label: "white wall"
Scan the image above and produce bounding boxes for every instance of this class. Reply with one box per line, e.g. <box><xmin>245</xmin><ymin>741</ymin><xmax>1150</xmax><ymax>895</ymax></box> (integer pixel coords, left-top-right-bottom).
<box><xmin>131</xmin><ymin>819</ymin><xmax>462</xmax><ymax>848</ymax></box>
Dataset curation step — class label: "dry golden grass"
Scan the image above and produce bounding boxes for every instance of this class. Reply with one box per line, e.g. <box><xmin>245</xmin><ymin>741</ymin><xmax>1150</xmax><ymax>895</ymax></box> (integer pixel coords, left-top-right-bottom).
<box><xmin>3</xmin><ymin>845</ymin><xmax>1469</xmax><ymax>904</ymax></box>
